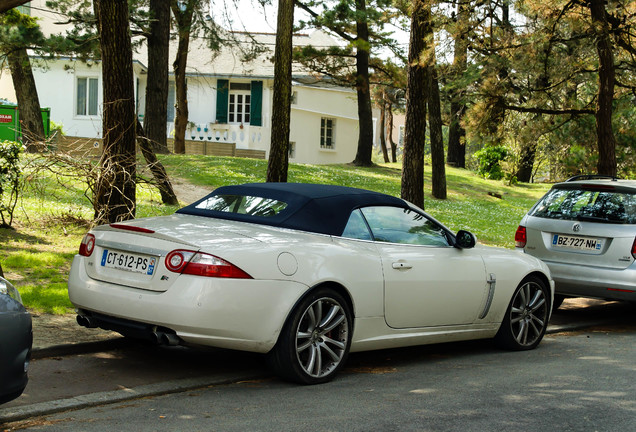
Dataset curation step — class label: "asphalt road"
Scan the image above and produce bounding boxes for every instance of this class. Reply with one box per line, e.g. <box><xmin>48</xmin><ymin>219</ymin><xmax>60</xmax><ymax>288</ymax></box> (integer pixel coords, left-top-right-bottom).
<box><xmin>1</xmin><ymin>299</ymin><xmax>635</xmax><ymax>431</ymax></box>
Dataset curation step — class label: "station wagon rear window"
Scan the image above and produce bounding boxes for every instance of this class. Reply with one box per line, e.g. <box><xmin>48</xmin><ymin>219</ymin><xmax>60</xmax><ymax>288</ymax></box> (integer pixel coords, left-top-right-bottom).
<box><xmin>530</xmin><ymin>187</ymin><xmax>636</xmax><ymax>224</ymax></box>
<box><xmin>194</xmin><ymin>195</ymin><xmax>288</xmax><ymax>217</ymax></box>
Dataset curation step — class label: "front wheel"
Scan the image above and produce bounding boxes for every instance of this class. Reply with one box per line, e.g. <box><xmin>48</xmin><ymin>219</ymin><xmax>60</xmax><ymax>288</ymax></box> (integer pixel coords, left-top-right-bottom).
<box><xmin>495</xmin><ymin>276</ymin><xmax>550</xmax><ymax>351</ymax></box>
<box><xmin>267</xmin><ymin>288</ymin><xmax>352</xmax><ymax>385</ymax></box>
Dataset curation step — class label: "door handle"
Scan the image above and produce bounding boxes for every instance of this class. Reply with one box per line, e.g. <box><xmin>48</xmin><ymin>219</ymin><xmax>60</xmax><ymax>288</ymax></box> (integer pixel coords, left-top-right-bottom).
<box><xmin>392</xmin><ymin>262</ymin><xmax>412</xmax><ymax>269</ymax></box>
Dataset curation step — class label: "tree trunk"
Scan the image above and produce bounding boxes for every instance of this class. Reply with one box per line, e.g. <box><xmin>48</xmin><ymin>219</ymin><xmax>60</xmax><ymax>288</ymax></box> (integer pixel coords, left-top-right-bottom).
<box><xmin>266</xmin><ymin>0</ymin><xmax>294</xmax><ymax>182</ymax></box>
<box><xmin>428</xmin><ymin>71</ymin><xmax>446</xmax><ymax>199</ymax></box>
<box><xmin>401</xmin><ymin>0</ymin><xmax>429</xmax><ymax>209</ymax></box>
<box><xmin>386</xmin><ymin>104</ymin><xmax>397</xmax><ymax>162</ymax></box>
<box><xmin>170</xmin><ymin>0</ymin><xmax>195</xmax><ymax>155</ymax></box>
<box><xmin>351</xmin><ymin>0</ymin><xmax>374</xmax><ymax>167</ymax></box>
<box><xmin>136</xmin><ymin>120</ymin><xmax>179</xmax><ymax>205</ymax></box>
<box><xmin>589</xmin><ymin>0</ymin><xmax>617</xmax><ymax>176</ymax></box>
<box><xmin>379</xmin><ymin>100</ymin><xmax>389</xmax><ymax>163</ymax></box>
<box><xmin>7</xmin><ymin>47</ymin><xmax>45</xmax><ymax>152</ymax></box>
<box><xmin>0</xmin><ymin>0</ymin><xmax>30</xmax><ymax>14</ymax></box>
<box><xmin>144</xmin><ymin>0</ymin><xmax>171</xmax><ymax>154</ymax></box>
<box><xmin>516</xmin><ymin>142</ymin><xmax>537</xmax><ymax>182</ymax></box>
<box><xmin>0</xmin><ymin>261</ymin><xmax>3</xmax><ymax>278</ymax></box>
<box><xmin>94</xmin><ymin>0</ymin><xmax>137</xmax><ymax>224</ymax></box>
<box><xmin>447</xmin><ymin>0</ymin><xmax>469</xmax><ymax>168</ymax></box>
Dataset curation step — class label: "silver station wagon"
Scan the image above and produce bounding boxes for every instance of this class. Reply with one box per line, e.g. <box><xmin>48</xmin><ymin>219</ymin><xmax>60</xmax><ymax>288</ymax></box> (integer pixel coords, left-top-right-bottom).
<box><xmin>516</xmin><ymin>176</ymin><xmax>636</xmax><ymax>309</ymax></box>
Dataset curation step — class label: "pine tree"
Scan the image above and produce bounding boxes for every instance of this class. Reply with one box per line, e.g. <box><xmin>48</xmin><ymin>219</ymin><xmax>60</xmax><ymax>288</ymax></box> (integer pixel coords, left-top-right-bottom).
<box><xmin>266</xmin><ymin>0</ymin><xmax>295</xmax><ymax>182</ymax></box>
<box><xmin>0</xmin><ymin>9</ymin><xmax>46</xmax><ymax>152</ymax></box>
<box><xmin>295</xmin><ymin>0</ymin><xmax>405</xmax><ymax>166</ymax></box>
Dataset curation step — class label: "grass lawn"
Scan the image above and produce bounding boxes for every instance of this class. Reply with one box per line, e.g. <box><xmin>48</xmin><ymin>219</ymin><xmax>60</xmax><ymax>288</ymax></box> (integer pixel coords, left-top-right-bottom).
<box><xmin>0</xmin><ymin>154</ymin><xmax>550</xmax><ymax>314</ymax></box>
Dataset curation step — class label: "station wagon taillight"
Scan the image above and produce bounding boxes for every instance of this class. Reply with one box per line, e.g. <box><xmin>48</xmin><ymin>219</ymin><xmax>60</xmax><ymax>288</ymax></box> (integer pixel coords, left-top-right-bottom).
<box><xmin>79</xmin><ymin>233</ymin><xmax>96</xmax><ymax>257</ymax></box>
<box><xmin>632</xmin><ymin>237</ymin><xmax>636</xmax><ymax>260</ymax></box>
<box><xmin>515</xmin><ymin>226</ymin><xmax>527</xmax><ymax>248</ymax></box>
<box><xmin>165</xmin><ymin>249</ymin><xmax>252</xmax><ymax>279</ymax></box>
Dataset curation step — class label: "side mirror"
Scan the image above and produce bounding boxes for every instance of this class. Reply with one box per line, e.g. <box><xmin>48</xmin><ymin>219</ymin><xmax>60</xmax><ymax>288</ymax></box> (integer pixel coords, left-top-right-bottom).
<box><xmin>455</xmin><ymin>230</ymin><xmax>476</xmax><ymax>249</ymax></box>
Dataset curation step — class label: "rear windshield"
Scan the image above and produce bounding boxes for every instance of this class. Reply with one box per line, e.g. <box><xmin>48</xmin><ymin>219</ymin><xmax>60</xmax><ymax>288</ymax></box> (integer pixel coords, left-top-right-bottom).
<box><xmin>194</xmin><ymin>195</ymin><xmax>288</xmax><ymax>218</ymax></box>
<box><xmin>529</xmin><ymin>187</ymin><xmax>636</xmax><ymax>224</ymax></box>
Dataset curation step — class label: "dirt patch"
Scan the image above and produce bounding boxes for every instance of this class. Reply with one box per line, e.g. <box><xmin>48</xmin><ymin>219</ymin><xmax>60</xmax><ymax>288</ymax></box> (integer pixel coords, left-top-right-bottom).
<box><xmin>31</xmin><ymin>313</ymin><xmax>118</xmax><ymax>350</ymax></box>
<box><xmin>170</xmin><ymin>179</ymin><xmax>213</xmax><ymax>205</ymax></box>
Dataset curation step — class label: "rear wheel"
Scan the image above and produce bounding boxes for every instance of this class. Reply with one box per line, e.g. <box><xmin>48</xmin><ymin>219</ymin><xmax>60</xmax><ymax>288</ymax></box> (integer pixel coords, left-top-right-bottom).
<box><xmin>267</xmin><ymin>288</ymin><xmax>352</xmax><ymax>385</ymax></box>
<box><xmin>495</xmin><ymin>276</ymin><xmax>549</xmax><ymax>350</ymax></box>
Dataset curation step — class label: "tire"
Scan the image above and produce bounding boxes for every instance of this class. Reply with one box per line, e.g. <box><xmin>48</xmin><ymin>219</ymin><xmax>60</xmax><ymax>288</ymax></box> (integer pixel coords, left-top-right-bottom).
<box><xmin>267</xmin><ymin>287</ymin><xmax>352</xmax><ymax>385</ymax></box>
<box><xmin>495</xmin><ymin>276</ymin><xmax>550</xmax><ymax>351</ymax></box>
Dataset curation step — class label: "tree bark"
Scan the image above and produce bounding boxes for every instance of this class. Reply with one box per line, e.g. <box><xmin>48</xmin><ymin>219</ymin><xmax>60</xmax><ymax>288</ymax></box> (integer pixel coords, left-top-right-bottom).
<box><xmin>351</xmin><ymin>0</ymin><xmax>375</xmax><ymax>167</ymax></box>
<box><xmin>0</xmin><ymin>0</ymin><xmax>30</xmax><ymax>13</ymax></box>
<box><xmin>379</xmin><ymin>99</ymin><xmax>389</xmax><ymax>163</ymax></box>
<box><xmin>170</xmin><ymin>0</ymin><xmax>195</xmax><ymax>155</ymax></box>
<box><xmin>447</xmin><ymin>0</ymin><xmax>469</xmax><ymax>168</ymax></box>
<box><xmin>136</xmin><ymin>120</ymin><xmax>179</xmax><ymax>205</ymax></box>
<box><xmin>401</xmin><ymin>0</ymin><xmax>429</xmax><ymax>209</ymax></box>
<box><xmin>7</xmin><ymin>47</ymin><xmax>45</xmax><ymax>152</ymax></box>
<box><xmin>428</xmin><ymin>71</ymin><xmax>446</xmax><ymax>199</ymax></box>
<box><xmin>266</xmin><ymin>0</ymin><xmax>294</xmax><ymax>182</ymax></box>
<box><xmin>144</xmin><ymin>0</ymin><xmax>171</xmax><ymax>154</ymax></box>
<box><xmin>386</xmin><ymin>104</ymin><xmax>397</xmax><ymax>162</ymax></box>
<box><xmin>589</xmin><ymin>0</ymin><xmax>617</xmax><ymax>176</ymax></box>
<box><xmin>516</xmin><ymin>141</ymin><xmax>537</xmax><ymax>182</ymax></box>
<box><xmin>94</xmin><ymin>0</ymin><xmax>137</xmax><ymax>224</ymax></box>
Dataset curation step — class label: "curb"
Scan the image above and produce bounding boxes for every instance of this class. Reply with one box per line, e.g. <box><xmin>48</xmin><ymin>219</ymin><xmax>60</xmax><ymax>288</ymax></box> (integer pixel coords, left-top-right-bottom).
<box><xmin>0</xmin><ymin>370</ymin><xmax>267</xmax><ymax>424</ymax></box>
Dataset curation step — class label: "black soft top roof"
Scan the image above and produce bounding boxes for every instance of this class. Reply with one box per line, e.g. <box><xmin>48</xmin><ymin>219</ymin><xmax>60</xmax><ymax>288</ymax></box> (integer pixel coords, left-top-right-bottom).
<box><xmin>177</xmin><ymin>182</ymin><xmax>408</xmax><ymax>236</ymax></box>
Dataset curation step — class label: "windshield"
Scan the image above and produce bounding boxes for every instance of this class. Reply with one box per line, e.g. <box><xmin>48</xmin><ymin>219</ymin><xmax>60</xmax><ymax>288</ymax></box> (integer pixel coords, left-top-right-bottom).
<box><xmin>530</xmin><ymin>187</ymin><xmax>636</xmax><ymax>224</ymax></box>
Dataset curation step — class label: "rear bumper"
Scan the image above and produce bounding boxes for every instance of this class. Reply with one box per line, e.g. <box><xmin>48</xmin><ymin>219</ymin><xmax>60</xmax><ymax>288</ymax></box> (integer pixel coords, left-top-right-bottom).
<box><xmin>546</xmin><ymin>260</ymin><xmax>636</xmax><ymax>301</ymax></box>
<box><xmin>68</xmin><ymin>255</ymin><xmax>309</xmax><ymax>353</ymax></box>
<box><xmin>0</xmin><ymin>310</ymin><xmax>32</xmax><ymax>404</ymax></box>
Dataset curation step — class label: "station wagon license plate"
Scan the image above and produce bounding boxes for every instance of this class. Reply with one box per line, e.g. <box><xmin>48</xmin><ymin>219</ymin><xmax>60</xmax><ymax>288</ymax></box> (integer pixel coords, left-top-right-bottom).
<box><xmin>552</xmin><ymin>234</ymin><xmax>603</xmax><ymax>252</ymax></box>
<box><xmin>101</xmin><ymin>249</ymin><xmax>157</xmax><ymax>275</ymax></box>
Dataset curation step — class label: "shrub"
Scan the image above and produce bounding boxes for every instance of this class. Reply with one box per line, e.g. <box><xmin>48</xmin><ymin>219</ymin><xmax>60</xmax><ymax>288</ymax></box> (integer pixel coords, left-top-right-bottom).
<box><xmin>474</xmin><ymin>145</ymin><xmax>509</xmax><ymax>180</ymax></box>
<box><xmin>0</xmin><ymin>140</ymin><xmax>23</xmax><ymax>227</ymax></box>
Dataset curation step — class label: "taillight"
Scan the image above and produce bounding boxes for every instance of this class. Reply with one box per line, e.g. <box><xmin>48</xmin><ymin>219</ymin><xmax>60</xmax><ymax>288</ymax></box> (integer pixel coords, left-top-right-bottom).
<box><xmin>632</xmin><ymin>237</ymin><xmax>636</xmax><ymax>260</ymax></box>
<box><xmin>79</xmin><ymin>233</ymin><xmax>96</xmax><ymax>257</ymax></box>
<box><xmin>165</xmin><ymin>249</ymin><xmax>252</xmax><ymax>279</ymax></box>
<box><xmin>515</xmin><ymin>226</ymin><xmax>527</xmax><ymax>248</ymax></box>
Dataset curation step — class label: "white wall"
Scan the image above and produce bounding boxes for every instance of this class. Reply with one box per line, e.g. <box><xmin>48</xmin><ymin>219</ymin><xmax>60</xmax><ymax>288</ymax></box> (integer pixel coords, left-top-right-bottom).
<box><xmin>33</xmin><ymin>60</ymin><xmax>103</xmax><ymax>137</ymax></box>
<box><xmin>289</xmin><ymin>85</ymin><xmax>359</xmax><ymax>164</ymax></box>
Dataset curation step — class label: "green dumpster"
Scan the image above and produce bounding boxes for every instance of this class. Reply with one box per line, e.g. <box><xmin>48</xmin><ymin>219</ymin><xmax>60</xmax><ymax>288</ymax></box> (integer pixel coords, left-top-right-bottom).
<box><xmin>0</xmin><ymin>104</ymin><xmax>51</xmax><ymax>142</ymax></box>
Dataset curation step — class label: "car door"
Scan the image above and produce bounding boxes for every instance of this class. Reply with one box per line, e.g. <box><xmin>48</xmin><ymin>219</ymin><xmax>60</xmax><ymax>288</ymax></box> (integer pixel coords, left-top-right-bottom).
<box><xmin>359</xmin><ymin>206</ymin><xmax>489</xmax><ymax>329</ymax></box>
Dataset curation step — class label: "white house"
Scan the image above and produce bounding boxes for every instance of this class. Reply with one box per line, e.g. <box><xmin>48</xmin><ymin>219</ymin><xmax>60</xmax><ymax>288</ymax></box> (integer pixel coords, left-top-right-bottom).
<box><xmin>0</xmin><ymin>2</ymin><xmax>370</xmax><ymax>164</ymax></box>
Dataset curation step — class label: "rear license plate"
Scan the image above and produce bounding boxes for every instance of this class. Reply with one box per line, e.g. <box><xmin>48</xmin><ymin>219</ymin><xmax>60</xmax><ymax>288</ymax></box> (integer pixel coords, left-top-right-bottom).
<box><xmin>552</xmin><ymin>234</ymin><xmax>603</xmax><ymax>252</ymax></box>
<box><xmin>101</xmin><ymin>249</ymin><xmax>156</xmax><ymax>275</ymax></box>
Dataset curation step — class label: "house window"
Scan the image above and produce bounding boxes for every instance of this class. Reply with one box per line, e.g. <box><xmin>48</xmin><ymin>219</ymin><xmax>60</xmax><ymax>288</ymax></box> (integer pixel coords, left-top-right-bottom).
<box><xmin>320</xmin><ymin>118</ymin><xmax>335</xmax><ymax>149</ymax></box>
<box><xmin>228</xmin><ymin>82</ymin><xmax>251</xmax><ymax>124</ymax></box>
<box><xmin>216</xmin><ymin>80</ymin><xmax>262</xmax><ymax>125</ymax></box>
<box><xmin>76</xmin><ymin>77</ymin><xmax>98</xmax><ymax>116</ymax></box>
<box><xmin>289</xmin><ymin>141</ymin><xmax>296</xmax><ymax>159</ymax></box>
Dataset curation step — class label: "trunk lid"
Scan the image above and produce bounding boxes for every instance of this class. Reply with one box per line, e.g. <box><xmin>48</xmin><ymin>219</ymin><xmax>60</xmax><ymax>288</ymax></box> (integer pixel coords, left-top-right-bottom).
<box><xmin>524</xmin><ymin>216</ymin><xmax>635</xmax><ymax>270</ymax></box>
<box><xmin>83</xmin><ymin>214</ymin><xmax>262</xmax><ymax>292</ymax></box>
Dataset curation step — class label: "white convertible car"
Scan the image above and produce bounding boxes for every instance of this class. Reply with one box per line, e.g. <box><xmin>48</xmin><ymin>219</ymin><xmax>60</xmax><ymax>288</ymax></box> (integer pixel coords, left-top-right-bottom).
<box><xmin>69</xmin><ymin>183</ymin><xmax>554</xmax><ymax>384</ymax></box>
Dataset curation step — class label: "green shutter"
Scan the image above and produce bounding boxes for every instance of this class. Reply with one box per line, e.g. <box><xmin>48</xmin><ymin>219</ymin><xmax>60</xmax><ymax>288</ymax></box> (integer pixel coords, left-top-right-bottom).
<box><xmin>250</xmin><ymin>80</ymin><xmax>263</xmax><ymax>126</ymax></box>
<box><xmin>216</xmin><ymin>79</ymin><xmax>229</xmax><ymax>124</ymax></box>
